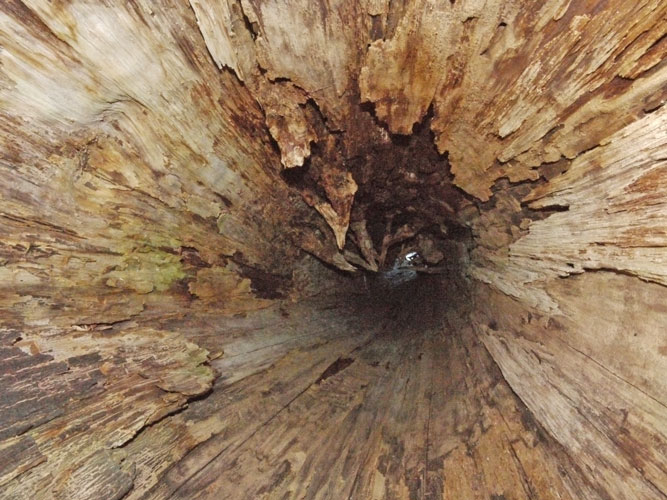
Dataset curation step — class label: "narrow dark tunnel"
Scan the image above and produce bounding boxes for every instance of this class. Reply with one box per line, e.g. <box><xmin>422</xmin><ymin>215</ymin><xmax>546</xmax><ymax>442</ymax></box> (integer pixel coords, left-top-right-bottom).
<box><xmin>1</xmin><ymin>1</ymin><xmax>666</xmax><ymax>499</ymax></box>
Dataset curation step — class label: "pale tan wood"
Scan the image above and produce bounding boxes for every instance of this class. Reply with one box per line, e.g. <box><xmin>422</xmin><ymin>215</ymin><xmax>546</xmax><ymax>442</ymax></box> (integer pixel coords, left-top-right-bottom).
<box><xmin>0</xmin><ymin>0</ymin><xmax>665</xmax><ymax>498</ymax></box>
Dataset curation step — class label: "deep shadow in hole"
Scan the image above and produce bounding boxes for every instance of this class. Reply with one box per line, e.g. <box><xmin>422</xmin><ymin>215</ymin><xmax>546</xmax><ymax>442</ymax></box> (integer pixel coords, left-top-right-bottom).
<box><xmin>342</xmin><ymin>267</ymin><xmax>467</xmax><ymax>336</ymax></box>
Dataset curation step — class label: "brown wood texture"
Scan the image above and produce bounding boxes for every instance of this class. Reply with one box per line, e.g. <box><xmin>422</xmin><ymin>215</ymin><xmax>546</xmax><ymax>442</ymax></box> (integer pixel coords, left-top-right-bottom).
<box><xmin>0</xmin><ymin>0</ymin><xmax>665</xmax><ymax>498</ymax></box>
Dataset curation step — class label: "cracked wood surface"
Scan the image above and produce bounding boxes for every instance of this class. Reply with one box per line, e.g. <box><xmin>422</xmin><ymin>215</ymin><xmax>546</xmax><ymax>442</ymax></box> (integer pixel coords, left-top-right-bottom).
<box><xmin>1</xmin><ymin>0</ymin><xmax>666</xmax><ymax>498</ymax></box>
<box><xmin>472</xmin><ymin>276</ymin><xmax>667</xmax><ymax>499</ymax></box>
<box><xmin>124</xmin><ymin>281</ymin><xmax>594</xmax><ymax>500</ymax></box>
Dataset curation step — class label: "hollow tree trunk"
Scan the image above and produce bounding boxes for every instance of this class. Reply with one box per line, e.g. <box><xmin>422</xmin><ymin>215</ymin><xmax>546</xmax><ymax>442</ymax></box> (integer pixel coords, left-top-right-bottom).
<box><xmin>0</xmin><ymin>1</ymin><xmax>665</xmax><ymax>499</ymax></box>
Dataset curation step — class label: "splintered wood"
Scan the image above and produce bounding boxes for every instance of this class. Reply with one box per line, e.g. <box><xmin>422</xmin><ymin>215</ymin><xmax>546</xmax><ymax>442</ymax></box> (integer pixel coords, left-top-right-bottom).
<box><xmin>0</xmin><ymin>0</ymin><xmax>666</xmax><ymax>499</ymax></box>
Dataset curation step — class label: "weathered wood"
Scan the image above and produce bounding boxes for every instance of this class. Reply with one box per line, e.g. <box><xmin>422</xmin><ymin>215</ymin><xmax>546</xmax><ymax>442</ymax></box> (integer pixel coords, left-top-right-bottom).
<box><xmin>0</xmin><ymin>0</ymin><xmax>665</xmax><ymax>498</ymax></box>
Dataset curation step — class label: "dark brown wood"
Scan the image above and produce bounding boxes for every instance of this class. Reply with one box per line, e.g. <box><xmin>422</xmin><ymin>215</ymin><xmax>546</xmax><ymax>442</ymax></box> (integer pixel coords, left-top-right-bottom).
<box><xmin>0</xmin><ymin>1</ymin><xmax>665</xmax><ymax>498</ymax></box>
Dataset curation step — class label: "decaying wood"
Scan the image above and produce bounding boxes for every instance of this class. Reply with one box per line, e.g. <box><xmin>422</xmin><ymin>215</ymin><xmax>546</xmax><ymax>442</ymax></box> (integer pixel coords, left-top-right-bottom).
<box><xmin>0</xmin><ymin>0</ymin><xmax>665</xmax><ymax>499</ymax></box>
